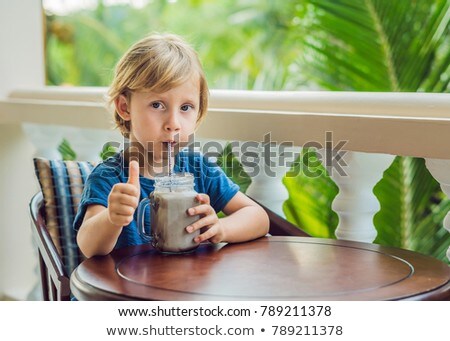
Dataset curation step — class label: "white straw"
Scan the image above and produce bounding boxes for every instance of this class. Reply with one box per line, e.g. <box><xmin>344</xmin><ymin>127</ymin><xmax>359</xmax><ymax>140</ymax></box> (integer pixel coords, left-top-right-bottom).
<box><xmin>167</xmin><ymin>141</ymin><xmax>173</xmax><ymax>177</ymax></box>
<box><xmin>167</xmin><ymin>141</ymin><xmax>173</xmax><ymax>192</ymax></box>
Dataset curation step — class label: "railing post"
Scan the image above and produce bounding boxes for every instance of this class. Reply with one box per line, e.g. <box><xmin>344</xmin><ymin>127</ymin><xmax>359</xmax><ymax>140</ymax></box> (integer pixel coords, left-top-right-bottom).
<box><xmin>322</xmin><ymin>150</ymin><xmax>395</xmax><ymax>242</ymax></box>
<box><xmin>424</xmin><ymin>158</ymin><xmax>450</xmax><ymax>261</ymax></box>
<box><xmin>242</xmin><ymin>143</ymin><xmax>293</xmax><ymax>217</ymax></box>
<box><xmin>245</xmin><ymin>167</ymin><xmax>289</xmax><ymax>218</ymax></box>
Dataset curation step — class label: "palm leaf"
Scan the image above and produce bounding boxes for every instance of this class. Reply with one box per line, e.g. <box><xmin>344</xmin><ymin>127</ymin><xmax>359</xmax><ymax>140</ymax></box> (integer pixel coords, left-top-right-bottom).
<box><xmin>289</xmin><ymin>0</ymin><xmax>450</xmax><ymax>262</ymax></box>
<box><xmin>216</xmin><ymin>143</ymin><xmax>252</xmax><ymax>194</ymax></box>
<box><xmin>373</xmin><ymin>159</ymin><xmax>444</xmax><ymax>236</ymax></box>
<box><xmin>283</xmin><ymin>149</ymin><xmax>339</xmax><ymax>238</ymax></box>
<box><xmin>294</xmin><ymin>0</ymin><xmax>450</xmax><ymax>92</ymax></box>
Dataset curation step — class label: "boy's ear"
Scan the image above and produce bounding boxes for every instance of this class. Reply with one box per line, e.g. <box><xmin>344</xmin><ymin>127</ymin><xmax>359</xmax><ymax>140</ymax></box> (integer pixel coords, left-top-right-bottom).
<box><xmin>115</xmin><ymin>95</ymin><xmax>131</xmax><ymax>121</ymax></box>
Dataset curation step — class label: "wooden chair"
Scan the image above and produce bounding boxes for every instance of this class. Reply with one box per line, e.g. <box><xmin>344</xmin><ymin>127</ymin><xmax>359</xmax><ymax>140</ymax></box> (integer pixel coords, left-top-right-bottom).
<box><xmin>29</xmin><ymin>191</ymin><xmax>71</xmax><ymax>301</ymax></box>
<box><xmin>31</xmin><ymin>158</ymin><xmax>95</xmax><ymax>300</ymax></box>
<box><xmin>255</xmin><ymin>199</ymin><xmax>310</xmax><ymax>237</ymax></box>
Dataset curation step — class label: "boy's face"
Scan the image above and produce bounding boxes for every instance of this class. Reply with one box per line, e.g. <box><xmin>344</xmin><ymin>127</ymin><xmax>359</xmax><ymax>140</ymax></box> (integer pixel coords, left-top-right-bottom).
<box><xmin>118</xmin><ymin>78</ymin><xmax>200</xmax><ymax>165</ymax></box>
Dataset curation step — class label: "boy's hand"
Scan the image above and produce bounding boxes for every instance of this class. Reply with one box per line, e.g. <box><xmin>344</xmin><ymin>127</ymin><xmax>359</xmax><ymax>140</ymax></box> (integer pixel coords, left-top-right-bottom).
<box><xmin>107</xmin><ymin>160</ymin><xmax>140</xmax><ymax>227</ymax></box>
<box><xmin>186</xmin><ymin>194</ymin><xmax>225</xmax><ymax>244</ymax></box>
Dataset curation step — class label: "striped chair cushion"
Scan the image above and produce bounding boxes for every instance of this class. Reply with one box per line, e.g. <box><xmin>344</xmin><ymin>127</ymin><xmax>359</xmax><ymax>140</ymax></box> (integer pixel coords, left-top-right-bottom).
<box><xmin>33</xmin><ymin>158</ymin><xmax>96</xmax><ymax>275</ymax></box>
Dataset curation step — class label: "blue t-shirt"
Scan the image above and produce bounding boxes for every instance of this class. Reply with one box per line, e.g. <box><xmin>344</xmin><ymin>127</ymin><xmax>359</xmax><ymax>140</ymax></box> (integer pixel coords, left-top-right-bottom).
<box><xmin>73</xmin><ymin>151</ymin><xmax>239</xmax><ymax>249</ymax></box>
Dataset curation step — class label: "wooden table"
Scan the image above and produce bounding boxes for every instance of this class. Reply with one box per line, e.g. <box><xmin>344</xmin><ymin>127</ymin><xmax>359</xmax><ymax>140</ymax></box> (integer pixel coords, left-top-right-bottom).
<box><xmin>70</xmin><ymin>236</ymin><xmax>450</xmax><ymax>300</ymax></box>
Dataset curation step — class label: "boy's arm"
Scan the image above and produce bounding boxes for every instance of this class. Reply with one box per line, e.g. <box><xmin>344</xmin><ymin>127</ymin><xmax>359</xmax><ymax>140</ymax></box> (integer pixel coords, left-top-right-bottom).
<box><xmin>76</xmin><ymin>205</ymin><xmax>124</xmax><ymax>258</ymax></box>
<box><xmin>220</xmin><ymin>192</ymin><xmax>270</xmax><ymax>243</ymax></box>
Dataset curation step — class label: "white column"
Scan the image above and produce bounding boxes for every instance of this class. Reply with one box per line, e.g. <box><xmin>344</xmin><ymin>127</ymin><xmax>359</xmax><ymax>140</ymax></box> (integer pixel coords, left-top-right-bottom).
<box><xmin>0</xmin><ymin>0</ymin><xmax>45</xmax><ymax>300</ymax></box>
<box><xmin>424</xmin><ymin>158</ymin><xmax>450</xmax><ymax>261</ymax></box>
<box><xmin>321</xmin><ymin>150</ymin><xmax>395</xmax><ymax>242</ymax></box>
<box><xmin>242</xmin><ymin>143</ymin><xmax>295</xmax><ymax>217</ymax></box>
<box><xmin>245</xmin><ymin>165</ymin><xmax>289</xmax><ymax>217</ymax></box>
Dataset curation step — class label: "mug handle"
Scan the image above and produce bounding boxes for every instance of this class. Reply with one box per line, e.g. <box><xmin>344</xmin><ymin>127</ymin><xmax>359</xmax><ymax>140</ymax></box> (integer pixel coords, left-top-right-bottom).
<box><xmin>137</xmin><ymin>197</ymin><xmax>152</xmax><ymax>242</ymax></box>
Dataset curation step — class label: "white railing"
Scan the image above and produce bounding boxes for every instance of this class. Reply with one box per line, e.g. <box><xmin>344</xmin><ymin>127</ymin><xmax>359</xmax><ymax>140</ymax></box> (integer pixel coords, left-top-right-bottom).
<box><xmin>1</xmin><ymin>87</ymin><xmax>450</xmax><ymax>299</ymax></box>
<box><xmin>6</xmin><ymin>87</ymin><xmax>450</xmax><ymax>157</ymax></box>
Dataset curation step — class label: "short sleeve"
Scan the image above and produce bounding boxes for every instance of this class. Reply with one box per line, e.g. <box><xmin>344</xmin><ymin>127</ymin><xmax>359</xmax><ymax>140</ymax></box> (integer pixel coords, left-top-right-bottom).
<box><xmin>200</xmin><ymin>156</ymin><xmax>240</xmax><ymax>213</ymax></box>
<box><xmin>73</xmin><ymin>169</ymin><xmax>118</xmax><ymax>231</ymax></box>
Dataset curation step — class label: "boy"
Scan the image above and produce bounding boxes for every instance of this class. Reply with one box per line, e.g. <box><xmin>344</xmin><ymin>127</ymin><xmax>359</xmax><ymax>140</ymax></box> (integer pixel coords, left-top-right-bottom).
<box><xmin>74</xmin><ymin>33</ymin><xmax>269</xmax><ymax>258</ymax></box>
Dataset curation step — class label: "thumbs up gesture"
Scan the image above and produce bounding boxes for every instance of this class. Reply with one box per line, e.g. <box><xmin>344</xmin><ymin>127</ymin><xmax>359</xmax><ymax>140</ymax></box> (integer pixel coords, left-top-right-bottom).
<box><xmin>127</xmin><ymin>160</ymin><xmax>141</xmax><ymax>190</ymax></box>
<box><xmin>107</xmin><ymin>160</ymin><xmax>141</xmax><ymax>227</ymax></box>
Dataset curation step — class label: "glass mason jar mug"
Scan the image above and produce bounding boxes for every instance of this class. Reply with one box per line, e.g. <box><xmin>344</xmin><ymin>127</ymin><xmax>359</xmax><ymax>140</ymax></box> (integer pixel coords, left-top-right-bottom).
<box><xmin>137</xmin><ymin>173</ymin><xmax>200</xmax><ymax>253</ymax></box>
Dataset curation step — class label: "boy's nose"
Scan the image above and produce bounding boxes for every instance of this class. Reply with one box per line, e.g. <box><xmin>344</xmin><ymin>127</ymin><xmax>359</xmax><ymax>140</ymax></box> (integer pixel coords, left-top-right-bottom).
<box><xmin>164</xmin><ymin>112</ymin><xmax>181</xmax><ymax>132</ymax></box>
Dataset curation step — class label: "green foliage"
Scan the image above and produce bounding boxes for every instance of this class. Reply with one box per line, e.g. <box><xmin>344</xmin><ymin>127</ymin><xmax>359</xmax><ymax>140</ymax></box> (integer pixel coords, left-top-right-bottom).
<box><xmin>57</xmin><ymin>139</ymin><xmax>77</xmax><ymax>161</ymax></box>
<box><xmin>45</xmin><ymin>11</ymin><xmax>127</xmax><ymax>86</ymax></box>
<box><xmin>58</xmin><ymin>139</ymin><xmax>116</xmax><ymax>161</ymax></box>
<box><xmin>285</xmin><ymin>0</ymin><xmax>450</xmax><ymax>262</ymax></box>
<box><xmin>216</xmin><ymin>143</ymin><xmax>252</xmax><ymax>194</ymax></box>
<box><xmin>373</xmin><ymin>157</ymin><xmax>450</xmax><ymax>262</ymax></box>
<box><xmin>283</xmin><ymin>150</ymin><xmax>339</xmax><ymax>238</ymax></box>
<box><xmin>100</xmin><ymin>142</ymin><xmax>119</xmax><ymax>161</ymax></box>
<box><xmin>293</xmin><ymin>0</ymin><xmax>450</xmax><ymax>92</ymax></box>
<box><xmin>44</xmin><ymin>0</ymin><xmax>303</xmax><ymax>89</ymax></box>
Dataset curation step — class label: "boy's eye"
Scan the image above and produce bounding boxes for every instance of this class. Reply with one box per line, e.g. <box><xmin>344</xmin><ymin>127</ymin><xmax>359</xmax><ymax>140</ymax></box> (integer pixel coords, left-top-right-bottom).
<box><xmin>151</xmin><ymin>102</ymin><xmax>162</xmax><ymax>109</ymax></box>
<box><xmin>181</xmin><ymin>104</ymin><xmax>193</xmax><ymax>112</ymax></box>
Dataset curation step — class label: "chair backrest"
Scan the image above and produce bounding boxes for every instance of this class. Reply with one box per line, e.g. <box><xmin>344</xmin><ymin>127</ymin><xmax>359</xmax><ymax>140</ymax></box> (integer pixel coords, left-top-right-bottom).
<box><xmin>29</xmin><ymin>191</ymin><xmax>71</xmax><ymax>301</ymax></box>
<box><xmin>31</xmin><ymin>158</ymin><xmax>96</xmax><ymax>300</ymax></box>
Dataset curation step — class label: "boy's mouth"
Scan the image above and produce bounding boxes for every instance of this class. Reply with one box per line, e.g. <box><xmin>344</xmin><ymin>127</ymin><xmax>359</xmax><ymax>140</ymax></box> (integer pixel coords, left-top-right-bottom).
<box><xmin>161</xmin><ymin>141</ymin><xmax>178</xmax><ymax>155</ymax></box>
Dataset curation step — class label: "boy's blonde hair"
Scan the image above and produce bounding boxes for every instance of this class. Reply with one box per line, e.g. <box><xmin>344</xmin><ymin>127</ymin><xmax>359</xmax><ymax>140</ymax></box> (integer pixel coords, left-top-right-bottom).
<box><xmin>107</xmin><ymin>33</ymin><xmax>209</xmax><ymax>138</ymax></box>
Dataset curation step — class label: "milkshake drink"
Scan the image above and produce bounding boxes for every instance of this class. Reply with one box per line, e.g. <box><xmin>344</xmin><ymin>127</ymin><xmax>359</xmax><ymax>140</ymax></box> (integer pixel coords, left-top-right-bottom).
<box><xmin>137</xmin><ymin>173</ymin><xmax>200</xmax><ymax>253</ymax></box>
<box><xmin>150</xmin><ymin>190</ymin><xmax>199</xmax><ymax>252</ymax></box>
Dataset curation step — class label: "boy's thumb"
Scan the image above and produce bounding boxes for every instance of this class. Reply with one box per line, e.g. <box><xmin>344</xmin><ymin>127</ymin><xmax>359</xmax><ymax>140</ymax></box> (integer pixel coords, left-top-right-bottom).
<box><xmin>127</xmin><ymin>160</ymin><xmax>140</xmax><ymax>189</ymax></box>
